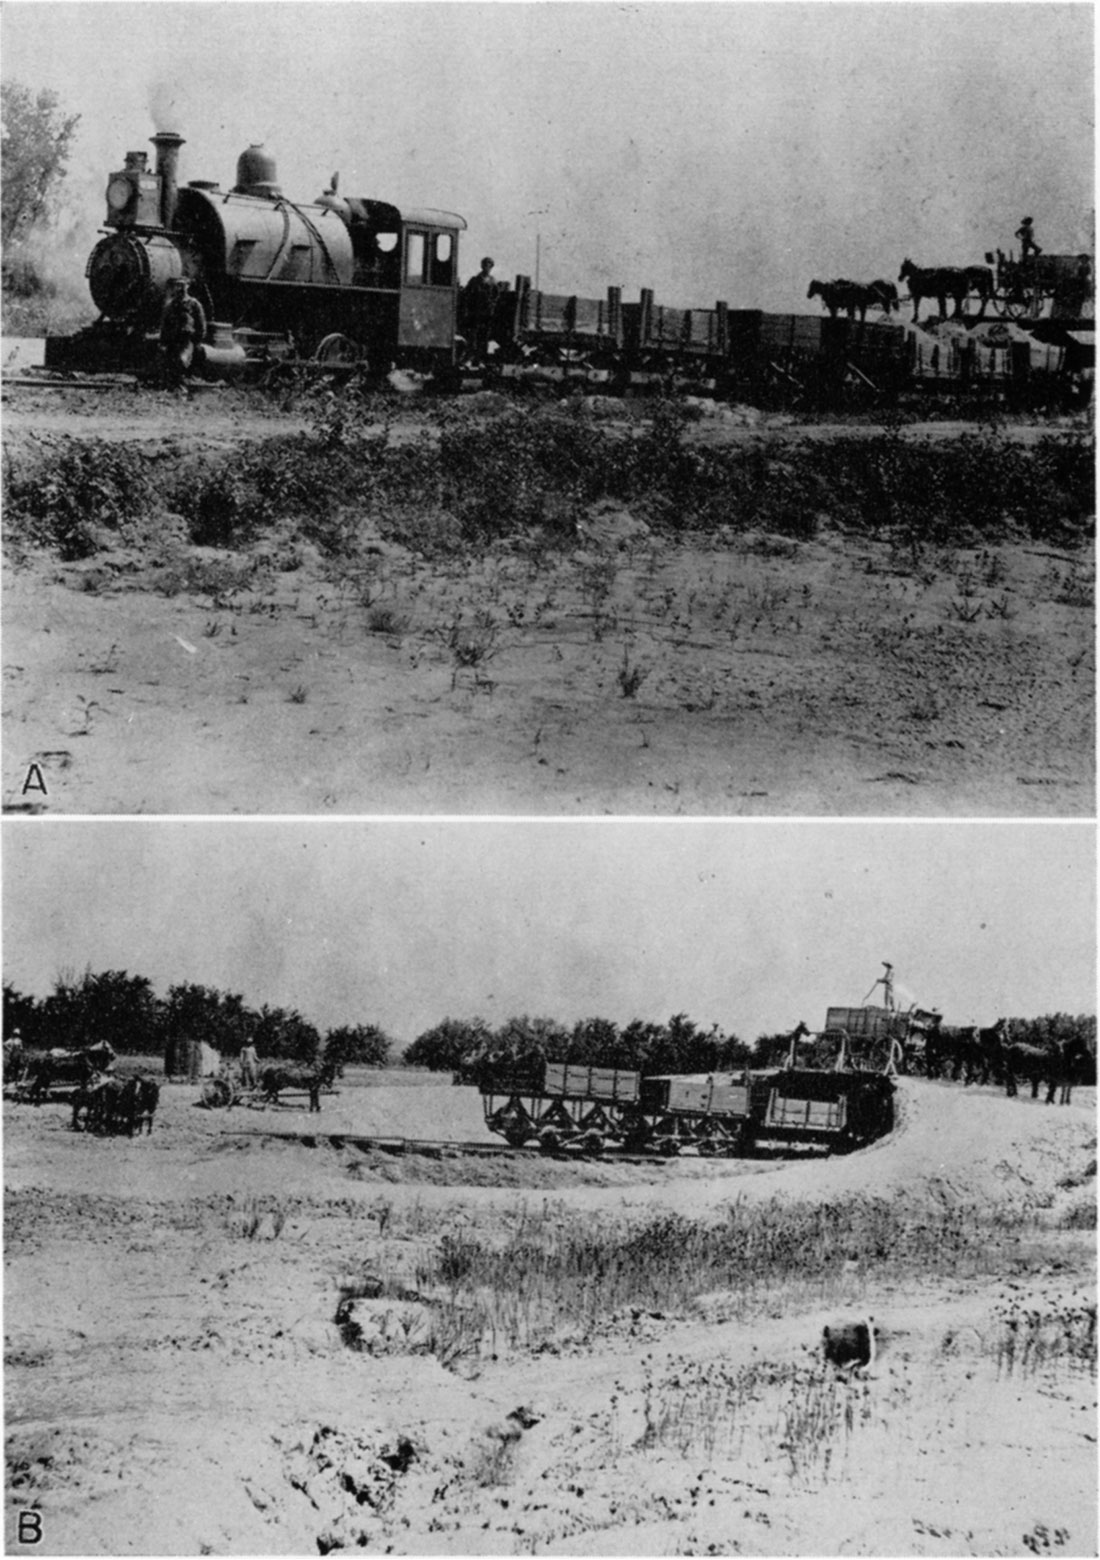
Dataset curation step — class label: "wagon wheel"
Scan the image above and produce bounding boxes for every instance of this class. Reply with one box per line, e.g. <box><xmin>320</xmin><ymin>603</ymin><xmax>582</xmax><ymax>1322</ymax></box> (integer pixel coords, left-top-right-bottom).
<box><xmin>314</xmin><ymin>333</ymin><xmax>363</xmax><ymax>368</ymax></box>
<box><xmin>201</xmin><ymin>1076</ymin><xmax>233</xmax><ymax>1109</ymax></box>
<box><xmin>503</xmin><ymin>1126</ymin><xmax>531</xmax><ymax>1148</ymax></box>
<box><xmin>995</xmin><ymin>288</ymin><xmax>1030</xmax><ymax>322</ymax></box>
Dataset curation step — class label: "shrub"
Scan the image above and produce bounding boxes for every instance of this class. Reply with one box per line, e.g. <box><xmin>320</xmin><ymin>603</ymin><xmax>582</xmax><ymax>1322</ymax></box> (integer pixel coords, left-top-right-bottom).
<box><xmin>3</xmin><ymin>440</ymin><xmax>157</xmax><ymax>558</ymax></box>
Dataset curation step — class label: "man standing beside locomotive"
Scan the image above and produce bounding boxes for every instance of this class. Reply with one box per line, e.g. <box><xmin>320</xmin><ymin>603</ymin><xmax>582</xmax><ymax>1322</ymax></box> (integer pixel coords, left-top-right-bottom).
<box><xmin>463</xmin><ymin>256</ymin><xmax>500</xmax><ymax>362</ymax></box>
<box><xmin>158</xmin><ymin>277</ymin><xmax>207</xmax><ymax>389</ymax></box>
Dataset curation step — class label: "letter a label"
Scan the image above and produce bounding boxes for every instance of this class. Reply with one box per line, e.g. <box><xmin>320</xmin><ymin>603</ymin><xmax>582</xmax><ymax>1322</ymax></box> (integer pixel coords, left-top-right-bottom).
<box><xmin>21</xmin><ymin>764</ymin><xmax>47</xmax><ymax>797</ymax></box>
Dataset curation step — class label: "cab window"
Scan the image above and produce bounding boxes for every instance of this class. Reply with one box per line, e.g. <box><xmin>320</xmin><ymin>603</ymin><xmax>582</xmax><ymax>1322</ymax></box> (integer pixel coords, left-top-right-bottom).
<box><xmin>405</xmin><ymin>231</ymin><xmax>426</xmax><ymax>283</ymax></box>
<box><xmin>430</xmin><ymin>233</ymin><xmax>455</xmax><ymax>287</ymax></box>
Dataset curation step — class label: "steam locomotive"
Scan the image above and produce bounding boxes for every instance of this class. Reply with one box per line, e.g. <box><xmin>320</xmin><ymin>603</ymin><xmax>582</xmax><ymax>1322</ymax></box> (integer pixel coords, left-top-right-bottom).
<box><xmin>50</xmin><ymin>131</ymin><xmax>467</xmax><ymax>378</ymax></box>
<box><xmin>45</xmin><ymin>130</ymin><xmax>1092</xmax><ymax>405</ymax></box>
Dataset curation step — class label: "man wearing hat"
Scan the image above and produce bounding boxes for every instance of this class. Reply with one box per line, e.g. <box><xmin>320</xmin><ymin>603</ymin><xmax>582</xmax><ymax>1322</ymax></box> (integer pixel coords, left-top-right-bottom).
<box><xmin>1015</xmin><ymin>217</ymin><xmax>1042</xmax><ymax>261</ymax></box>
<box><xmin>158</xmin><ymin>276</ymin><xmax>207</xmax><ymax>388</ymax></box>
<box><xmin>463</xmin><ymin>256</ymin><xmax>500</xmax><ymax>361</ymax></box>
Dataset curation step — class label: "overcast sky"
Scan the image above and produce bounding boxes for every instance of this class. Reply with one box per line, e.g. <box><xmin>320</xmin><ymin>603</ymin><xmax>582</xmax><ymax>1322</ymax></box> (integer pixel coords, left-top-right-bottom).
<box><xmin>3</xmin><ymin>821</ymin><xmax>1094</xmax><ymax>1045</ymax></box>
<box><xmin>2</xmin><ymin>2</ymin><xmax>1093</xmax><ymax>310</ymax></box>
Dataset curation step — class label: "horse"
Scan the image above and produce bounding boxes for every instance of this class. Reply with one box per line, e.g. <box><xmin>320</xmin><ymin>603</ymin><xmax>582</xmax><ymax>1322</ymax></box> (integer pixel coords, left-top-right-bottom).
<box><xmin>898</xmin><ymin>260</ymin><xmax>992</xmax><ymax>323</ymax></box>
<box><xmin>1043</xmin><ymin>1034</ymin><xmax>1092</xmax><ymax>1106</ymax></box>
<box><xmin>1002</xmin><ymin>1040</ymin><xmax>1057</xmax><ymax>1101</ymax></box>
<box><xmin>807</xmin><ymin>279</ymin><xmax>894</xmax><ymax>323</ymax></box>
<box><xmin>975</xmin><ymin>1019</ymin><xmax>1009</xmax><ymax>1087</ymax></box>
<box><xmin>258</xmin><ymin>1058</ymin><xmax>337</xmax><ymax>1113</ymax></box>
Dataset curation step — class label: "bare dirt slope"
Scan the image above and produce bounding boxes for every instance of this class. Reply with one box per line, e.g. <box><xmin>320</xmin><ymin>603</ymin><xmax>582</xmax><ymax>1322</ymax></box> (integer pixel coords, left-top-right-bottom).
<box><xmin>5</xmin><ymin>1077</ymin><xmax>1096</xmax><ymax>1556</ymax></box>
<box><xmin>3</xmin><ymin>388</ymin><xmax>1093</xmax><ymax>815</ymax></box>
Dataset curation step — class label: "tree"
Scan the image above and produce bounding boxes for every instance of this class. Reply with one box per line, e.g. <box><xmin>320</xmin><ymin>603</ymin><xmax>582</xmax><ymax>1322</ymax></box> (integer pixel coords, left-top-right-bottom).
<box><xmin>3</xmin><ymin>983</ymin><xmax>41</xmax><ymax>1047</ymax></box>
<box><xmin>567</xmin><ymin>1017</ymin><xmax>620</xmax><ymax>1065</ymax></box>
<box><xmin>324</xmin><ymin>1024</ymin><xmax>392</xmax><ymax>1069</ymax></box>
<box><xmin>1</xmin><ymin>81</ymin><xmax>80</xmax><ymax>247</ymax></box>
<box><xmin>404</xmin><ymin>1017</ymin><xmax>493</xmax><ymax>1074</ymax></box>
<box><xmin>253</xmin><ymin>1005</ymin><xmax>321</xmax><ymax>1065</ymax></box>
<box><xmin>38</xmin><ymin>967</ymin><xmax>159</xmax><ymax>1053</ymax></box>
<box><xmin>160</xmin><ymin>983</ymin><xmax>253</xmax><ymax>1070</ymax></box>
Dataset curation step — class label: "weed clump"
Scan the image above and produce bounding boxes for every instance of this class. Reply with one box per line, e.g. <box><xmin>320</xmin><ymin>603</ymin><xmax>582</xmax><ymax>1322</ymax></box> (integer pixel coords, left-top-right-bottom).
<box><xmin>4</xmin><ymin>440</ymin><xmax>156</xmax><ymax>558</ymax></box>
<box><xmin>4</xmin><ymin>396</ymin><xmax>1093</xmax><ymax>563</ymax></box>
<box><xmin>412</xmin><ymin>1194</ymin><xmax>1038</xmax><ymax>1356</ymax></box>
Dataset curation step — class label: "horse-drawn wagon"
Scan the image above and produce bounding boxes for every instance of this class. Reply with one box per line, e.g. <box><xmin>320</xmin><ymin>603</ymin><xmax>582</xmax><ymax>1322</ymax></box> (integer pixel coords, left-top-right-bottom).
<box><xmin>986</xmin><ymin>250</ymin><xmax>1093</xmax><ymax>321</ymax></box>
<box><xmin>199</xmin><ymin>1056</ymin><xmax>338</xmax><ymax>1112</ymax></box>
<box><xmin>5</xmin><ymin>1042</ymin><xmax>117</xmax><ymax>1104</ymax></box>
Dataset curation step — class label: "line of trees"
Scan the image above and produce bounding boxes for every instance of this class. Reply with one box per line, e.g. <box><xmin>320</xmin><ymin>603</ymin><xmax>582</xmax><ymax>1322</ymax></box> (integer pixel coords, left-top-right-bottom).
<box><xmin>2</xmin><ymin>970</ymin><xmax>393</xmax><ymax>1069</ymax></box>
<box><xmin>6</xmin><ymin>970</ymin><xmax>1094</xmax><ymax>1082</ymax></box>
<box><xmin>405</xmin><ymin>1013</ymin><xmax>753</xmax><ymax>1080</ymax></box>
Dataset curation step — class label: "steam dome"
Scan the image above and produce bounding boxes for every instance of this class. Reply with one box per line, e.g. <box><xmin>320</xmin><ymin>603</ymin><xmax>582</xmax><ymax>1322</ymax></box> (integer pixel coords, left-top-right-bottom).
<box><xmin>234</xmin><ymin>144</ymin><xmax>281</xmax><ymax>198</ymax></box>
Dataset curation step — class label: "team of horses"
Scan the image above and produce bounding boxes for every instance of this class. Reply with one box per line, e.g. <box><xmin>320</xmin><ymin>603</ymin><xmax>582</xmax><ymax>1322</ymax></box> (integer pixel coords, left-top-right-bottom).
<box><xmin>72</xmin><ymin>1073</ymin><xmax>160</xmax><ymax>1137</ymax></box>
<box><xmin>903</xmin><ymin>1015</ymin><xmax>1091</xmax><ymax>1105</ymax></box>
<box><xmin>809</xmin><ymin>262</ymin><xmax>996</xmax><ymax>325</ymax></box>
<box><xmin>257</xmin><ymin>1058</ymin><xmax>338</xmax><ymax>1113</ymax></box>
<box><xmin>807</xmin><ymin>278</ymin><xmax>899</xmax><ymax>321</ymax></box>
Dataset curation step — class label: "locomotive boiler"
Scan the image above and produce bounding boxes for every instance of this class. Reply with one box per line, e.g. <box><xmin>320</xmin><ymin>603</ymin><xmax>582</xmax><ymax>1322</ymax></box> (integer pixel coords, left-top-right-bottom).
<box><xmin>49</xmin><ymin>131</ymin><xmax>467</xmax><ymax>377</ymax></box>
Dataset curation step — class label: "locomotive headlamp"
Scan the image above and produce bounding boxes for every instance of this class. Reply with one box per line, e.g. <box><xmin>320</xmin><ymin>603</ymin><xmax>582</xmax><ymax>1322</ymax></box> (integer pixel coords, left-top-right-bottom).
<box><xmin>107</xmin><ymin>177</ymin><xmax>133</xmax><ymax>213</ymax></box>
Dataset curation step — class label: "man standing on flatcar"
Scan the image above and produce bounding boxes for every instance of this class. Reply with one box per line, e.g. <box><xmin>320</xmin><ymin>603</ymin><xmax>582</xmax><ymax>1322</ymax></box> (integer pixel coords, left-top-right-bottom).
<box><xmin>158</xmin><ymin>276</ymin><xmax>207</xmax><ymax>389</ymax></box>
<box><xmin>1015</xmin><ymin>217</ymin><xmax>1042</xmax><ymax>261</ymax></box>
<box><xmin>463</xmin><ymin>256</ymin><xmax>499</xmax><ymax>361</ymax></box>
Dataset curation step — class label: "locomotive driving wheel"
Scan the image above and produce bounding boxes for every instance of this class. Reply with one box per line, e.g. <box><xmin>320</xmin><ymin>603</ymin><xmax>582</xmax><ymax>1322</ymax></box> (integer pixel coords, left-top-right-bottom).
<box><xmin>314</xmin><ymin>333</ymin><xmax>363</xmax><ymax>367</ymax></box>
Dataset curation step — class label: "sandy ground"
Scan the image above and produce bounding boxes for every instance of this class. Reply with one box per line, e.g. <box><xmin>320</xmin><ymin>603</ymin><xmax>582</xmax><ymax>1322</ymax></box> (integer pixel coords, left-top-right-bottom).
<box><xmin>2</xmin><ymin>385</ymin><xmax>1093</xmax><ymax>815</ymax></box>
<box><xmin>4</xmin><ymin>1075</ymin><xmax>1096</xmax><ymax>1556</ymax></box>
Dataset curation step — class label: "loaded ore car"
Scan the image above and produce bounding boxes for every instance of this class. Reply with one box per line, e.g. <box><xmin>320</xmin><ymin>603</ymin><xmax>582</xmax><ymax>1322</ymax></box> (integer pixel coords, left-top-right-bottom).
<box><xmin>47</xmin><ymin>132</ymin><xmax>466</xmax><ymax>378</ymax></box>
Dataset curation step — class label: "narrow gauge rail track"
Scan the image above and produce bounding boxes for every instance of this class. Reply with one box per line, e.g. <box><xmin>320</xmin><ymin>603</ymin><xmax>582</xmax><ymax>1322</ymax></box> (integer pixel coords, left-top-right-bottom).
<box><xmin>2</xmin><ymin>371</ymin><xmax>222</xmax><ymax>392</ymax></box>
<box><xmin>231</xmin><ymin>1128</ymin><xmax>673</xmax><ymax>1166</ymax></box>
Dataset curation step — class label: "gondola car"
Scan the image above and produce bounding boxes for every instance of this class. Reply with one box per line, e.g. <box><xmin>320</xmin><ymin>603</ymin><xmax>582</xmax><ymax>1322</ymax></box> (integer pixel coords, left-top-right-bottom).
<box><xmin>476</xmin><ymin>1018</ymin><xmax>896</xmax><ymax>1159</ymax></box>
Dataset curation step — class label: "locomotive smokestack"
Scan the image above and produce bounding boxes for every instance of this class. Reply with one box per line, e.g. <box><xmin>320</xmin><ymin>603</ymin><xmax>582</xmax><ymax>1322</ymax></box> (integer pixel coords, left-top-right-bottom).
<box><xmin>150</xmin><ymin>131</ymin><xmax>185</xmax><ymax>229</ymax></box>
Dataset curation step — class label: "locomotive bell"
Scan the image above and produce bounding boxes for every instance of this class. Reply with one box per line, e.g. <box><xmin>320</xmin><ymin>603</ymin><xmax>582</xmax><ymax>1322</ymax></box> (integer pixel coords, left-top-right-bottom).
<box><xmin>234</xmin><ymin>144</ymin><xmax>282</xmax><ymax>199</ymax></box>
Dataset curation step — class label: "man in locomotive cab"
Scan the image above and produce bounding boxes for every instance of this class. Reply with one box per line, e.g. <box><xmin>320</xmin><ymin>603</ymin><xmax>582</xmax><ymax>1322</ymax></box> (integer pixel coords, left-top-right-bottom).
<box><xmin>463</xmin><ymin>256</ymin><xmax>499</xmax><ymax>360</ymax></box>
<box><xmin>158</xmin><ymin>277</ymin><xmax>207</xmax><ymax>389</ymax></box>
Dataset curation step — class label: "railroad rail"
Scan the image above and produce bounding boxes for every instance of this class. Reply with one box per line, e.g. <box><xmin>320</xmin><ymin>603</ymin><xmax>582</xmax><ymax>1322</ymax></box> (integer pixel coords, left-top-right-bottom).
<box><xmin>231</xmin><ymin>1128</ymin><xmax>674</xmax><ymax>1166</ymax></box>
<box><xmin>2</xmin><ymin>371</ymin><xmax>221</xmax><ymax>392</ymax></box>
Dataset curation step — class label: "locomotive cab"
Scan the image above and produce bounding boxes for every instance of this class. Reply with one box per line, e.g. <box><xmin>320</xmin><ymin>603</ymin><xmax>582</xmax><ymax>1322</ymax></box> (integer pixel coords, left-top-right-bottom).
<box><xmin>341</xmin><ymin>200</ymin><xmax>466</xmax><ymax>365</ymax></box>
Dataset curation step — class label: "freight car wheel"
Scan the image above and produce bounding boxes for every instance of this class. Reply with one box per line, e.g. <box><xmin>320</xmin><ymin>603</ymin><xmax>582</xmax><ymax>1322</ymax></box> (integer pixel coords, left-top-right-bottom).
<box><xmin>504</xmin><ymin>1126</ymin><xmax>531</xmax><ymax>1148</ymax></box>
